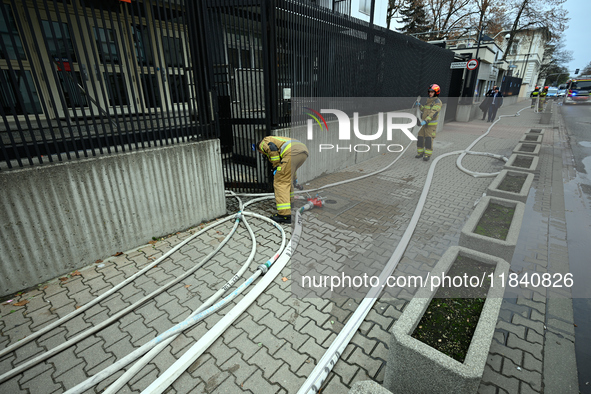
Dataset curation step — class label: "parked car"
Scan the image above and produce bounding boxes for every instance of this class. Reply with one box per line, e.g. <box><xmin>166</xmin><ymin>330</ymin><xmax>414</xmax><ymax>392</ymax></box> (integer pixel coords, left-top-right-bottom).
<box><xmin>557</xmin><ymin>84</ymin><xmax>567</xmax><ymax>97</ymax></box>
<box><xmin>546</xmin><ymin>87</ymin><xmax>559</xmax><ymax>99</ymax></box>
<box><xmin>563</xmin><ymin>78</ymin><xmax>591</xmax><ymax>104</ymax></box>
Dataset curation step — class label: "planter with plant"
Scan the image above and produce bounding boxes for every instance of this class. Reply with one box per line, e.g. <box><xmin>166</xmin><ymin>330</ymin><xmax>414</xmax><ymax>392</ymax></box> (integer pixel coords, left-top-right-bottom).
<box><xmin>384</xmin><ymin>246</ymin><xmax>510</xmax><ymax>394</ymax></box>
<box><xmin>504</xmin><ymin>153</ymin><xmax>539</xmax><ymax>173</ymax></box>
<box><xmin>487</xmin><ymin>170</ymin><xmax>534</xmax><ymax>203</ymax></box>
<box><xmin>458</xmin><ymin>196</ymin><xmax>525</xmax><ymax>262</ymax></box>
<box><xmin>513</xmin><ymin>143</ymin><xmax>541</xmax><ymax>156</ymax></box>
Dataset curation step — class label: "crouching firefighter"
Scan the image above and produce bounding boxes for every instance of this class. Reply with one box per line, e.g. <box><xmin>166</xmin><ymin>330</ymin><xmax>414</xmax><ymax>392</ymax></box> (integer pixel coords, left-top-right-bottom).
<box><xmin>255</xmin><ymin>136</ymin><xmax>309</xmax><ymax>224</ymax></box>
<box><xmin>416</xmin><ymin>84</ymin><xmax>442</xmax><ymax>161</ymax></box>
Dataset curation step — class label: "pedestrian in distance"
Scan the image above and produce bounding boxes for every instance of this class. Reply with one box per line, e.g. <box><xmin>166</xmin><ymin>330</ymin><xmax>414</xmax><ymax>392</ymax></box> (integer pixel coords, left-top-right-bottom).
<box><xmin>415</xmin><ymin>84</ymin><xmax>442</xmax><ymax>162</ymax></box>
<box><xmin>479</xmin><ymin>86</ymin><xmax>495</xmax><ymax>120</ymax></box>
<box><xmin>486</xmin><ymin>86</ymin><xmax>503</xmax><ymax>122</ymax></box>
<box><xmin>254</xmin><ymin>136</ymin><xmax>309</xmax><ymax>224</ymax></box>
<box><xmin>530</xmin><ymin>86</ymin><xmax>540</xmax><ymax>109</ymax></box>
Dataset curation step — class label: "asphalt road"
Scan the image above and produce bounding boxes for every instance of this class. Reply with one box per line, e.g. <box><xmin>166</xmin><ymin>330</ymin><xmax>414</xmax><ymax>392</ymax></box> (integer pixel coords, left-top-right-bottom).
<box><xmin>559</xmin><ymin>101</ymin><xmax>591</xmax><ymax>392</ymax></box>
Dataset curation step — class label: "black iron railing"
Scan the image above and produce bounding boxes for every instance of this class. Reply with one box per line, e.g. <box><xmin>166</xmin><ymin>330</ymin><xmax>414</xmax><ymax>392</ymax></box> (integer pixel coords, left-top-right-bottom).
<box><xmin>0</xmin><ymin>0</ymin><xmax>216</xmax><ymax>169</ymax></box>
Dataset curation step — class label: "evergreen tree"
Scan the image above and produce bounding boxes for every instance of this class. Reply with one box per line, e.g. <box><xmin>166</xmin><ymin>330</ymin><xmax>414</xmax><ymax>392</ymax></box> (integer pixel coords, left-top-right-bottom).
<box><xmin>399</xmin><ymin>0</ymin><xmax>430</xmax><ymax>37</ymax></box>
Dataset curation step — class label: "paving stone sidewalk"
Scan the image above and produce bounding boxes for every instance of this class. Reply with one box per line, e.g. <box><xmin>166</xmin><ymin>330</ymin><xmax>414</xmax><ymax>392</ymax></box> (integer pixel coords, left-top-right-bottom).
<box><xmin>0</xmin><ymin>99</ymin><xmax>579</xmax><ymax>393</ymax></box>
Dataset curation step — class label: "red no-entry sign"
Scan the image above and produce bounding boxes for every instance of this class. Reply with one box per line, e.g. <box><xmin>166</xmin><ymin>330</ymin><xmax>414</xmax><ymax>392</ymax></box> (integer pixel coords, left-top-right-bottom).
<box><xmin>467</xmin><ymin>59</ymin><xmax>479</xmax><ymax>70</ymax></box>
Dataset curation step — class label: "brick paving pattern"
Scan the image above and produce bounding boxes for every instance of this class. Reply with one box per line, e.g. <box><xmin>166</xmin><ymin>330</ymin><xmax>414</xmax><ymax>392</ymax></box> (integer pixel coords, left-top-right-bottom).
<box><xmin>0</xmin><ymin>100</ymin><xmax>578</xmax><ymax>393</ymax></box>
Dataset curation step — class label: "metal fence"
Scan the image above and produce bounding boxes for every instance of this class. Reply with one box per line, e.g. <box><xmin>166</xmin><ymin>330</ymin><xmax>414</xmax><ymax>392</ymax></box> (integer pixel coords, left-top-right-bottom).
<box><xmin>1</xmin><ymin>0</ymin><xmax>455</xmax><ymax>193</ymax></box>
<box><xmin>207</xmin><ymin>0</ymin><xmax>455</xmax><ymax>191</ymax></box>
<box><xmin>0</xmin><ymin>0</ymin><xmax>216</xmax><ymax>170</ymax></box>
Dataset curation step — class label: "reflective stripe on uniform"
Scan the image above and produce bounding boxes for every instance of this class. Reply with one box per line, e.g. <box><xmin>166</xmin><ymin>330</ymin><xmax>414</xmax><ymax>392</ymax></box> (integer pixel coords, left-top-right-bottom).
<box><xmin>428</xmin><ymin>122</ymin><xmax>438</xmax><ymax>126</ymax></box>
<box><xmin>417</xmin><ymin>147</ymin><xmax>424</xmax><ymax>153</ymax></box>
<box><xmin>279</xmin><ymin>142</ymin><xmax>292</xmax><ymax>157</ymax></box>
<box><xmin>276</xmin><ymin>203</ymin><xmax>291</xmax><ymax>210</ymax></box>
<box><xmin>425</xmin><ymin>149</ymin><xmax>433</xmax><ymax>155</ymax></box>
<box><xmin>270</xmin><ymin>156</ymin><xmax>280</xmax><ymax>161</ymax></box>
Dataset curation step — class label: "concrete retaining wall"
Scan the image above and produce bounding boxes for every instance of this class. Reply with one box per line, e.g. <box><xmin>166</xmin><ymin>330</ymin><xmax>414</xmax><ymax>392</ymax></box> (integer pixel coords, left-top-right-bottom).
<box><xmin>456</xmin><ymin>96</ymin><xmax>525</xmax><ymax>122</ymax></box>
<box><xmin>0</xmin><ymin>140</ymin><xmax>226</xmax><ymax>296</ymax></box>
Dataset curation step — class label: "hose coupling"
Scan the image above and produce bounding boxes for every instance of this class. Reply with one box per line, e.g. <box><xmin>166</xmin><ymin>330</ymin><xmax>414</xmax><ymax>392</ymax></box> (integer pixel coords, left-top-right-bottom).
<box><xmin>257</xmin><ymin>261</ymin><xmax>271</xmax><ymax>275</ymax></box>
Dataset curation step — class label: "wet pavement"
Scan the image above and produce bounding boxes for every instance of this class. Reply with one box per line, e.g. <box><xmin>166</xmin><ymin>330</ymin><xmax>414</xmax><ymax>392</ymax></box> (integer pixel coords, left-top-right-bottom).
<box><xmin>0</xmin><ymin>99</ymin><xmax>586</xmax><ymax>393</ymax></box>
<box><xmin>558</xmin><ymin>103</ymin><xmax>591</xmax><ymax>392</ymax></box>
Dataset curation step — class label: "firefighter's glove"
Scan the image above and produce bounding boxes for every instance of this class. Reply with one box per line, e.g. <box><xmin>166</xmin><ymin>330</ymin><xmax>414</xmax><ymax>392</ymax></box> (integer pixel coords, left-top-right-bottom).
<box><xmin>268</xmin><ymin>142</ymin><xmax>279</xmax><ymax>151</ymax></box>
<box><xmin>420</xmin><ymin>120</ymin><xmax>427</xmax><ymax>126</ymax></box>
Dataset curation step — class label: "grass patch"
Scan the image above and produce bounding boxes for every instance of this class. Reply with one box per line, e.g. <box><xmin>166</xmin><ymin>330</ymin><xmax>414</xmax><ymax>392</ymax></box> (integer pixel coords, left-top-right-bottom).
<box><xmin>497</xmin><ymin>174</ymin><xmax>526</xmax><ymax>193</ymax></box>
<box><xmin>474</xmin><ymin>203</ymin><xmax>515</xmax><ymax>240</ymax></box>
<box><xmin>518</xmin><ymin>144</ymin><xmax>536</xmax><ymax>153</ymax></box>
<box><xmin>512</xmin><ymin>156</ymin><xmax>533</xmax><ymax>169</ymax></box>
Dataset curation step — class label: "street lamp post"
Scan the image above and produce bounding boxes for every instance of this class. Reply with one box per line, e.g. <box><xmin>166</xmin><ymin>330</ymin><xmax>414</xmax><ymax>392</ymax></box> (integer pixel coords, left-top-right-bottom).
<box><xmin>460</xmin><ymin>24</ymin><xmax>485</xmax><ymax>103</ymax></box>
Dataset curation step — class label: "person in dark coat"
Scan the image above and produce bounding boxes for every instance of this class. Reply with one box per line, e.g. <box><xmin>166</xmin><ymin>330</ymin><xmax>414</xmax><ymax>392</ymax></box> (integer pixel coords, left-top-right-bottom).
<box><xmin>486</xmin><ymin>86</ymin><xmax>503</xmax><ymax>122</ymax></box>
<box><xmin>479</xmin><ymin>86</ymin><xmax>495</xmax><ymax>120</ymax></box>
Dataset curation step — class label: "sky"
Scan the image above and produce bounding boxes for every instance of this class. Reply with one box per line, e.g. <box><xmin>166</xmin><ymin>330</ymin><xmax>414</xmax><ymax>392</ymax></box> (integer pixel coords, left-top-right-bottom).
<box><xmin>563</xmin><ymin>0</ymin><xmax>589</xmax><ymax>74</ymax></box>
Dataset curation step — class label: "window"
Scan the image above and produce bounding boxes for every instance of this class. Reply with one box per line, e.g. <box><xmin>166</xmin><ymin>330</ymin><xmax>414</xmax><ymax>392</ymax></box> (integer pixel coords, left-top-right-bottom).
<box><xmin>359</xmin><ymin>0</ymin><xmax>372</xmax><ymax>15</ymax></box>
<box><xmin>162</xmin><ymin>36</ymin><xmax>183</xmax><ymax>67</ymax></box>
<box><xmin>132</xmin><ymin>25</ymin><xmax>154</xmax><ymax>67</ymax></box>
<box><xmin>58</xmin><ymin>71</ymin><xmax>88</xmax><ymax>108</ymax></box>
<box><xmin>42</xmin><ymin>20</ymin><xmax>77</xmax><ymax>62</ymax></box>
<box><xmin>94</xmin><ymin>27</ymin><xmax>121</xmax><ymax>64</ymax></box>
<box><xmin>167</xmin><ymin>73</ymin><xmax>188</xmax><ymax>103</ymax></box>
<box><xmin>0</xmin><ymin>69</ymin><xmax>42</xmax><ymax>115</ymax></box>
<box><xmin>140</xmin><ymin>73</ymin><xmax>161</xmax><ymax>108</ymax></box>
<box><xmin>509</xmin><ymin>40</ymin><xmax>519</xmax><ymax>55</ymax></box>
<box><xmin>104</xmin><ymin>73</ymin><xmax>128</xmax><ymax>106</ymax></box>
<box><xmin>0</xmin><ymin>3</ymin><xmax>26</xmax><ymax>60</ymax></box>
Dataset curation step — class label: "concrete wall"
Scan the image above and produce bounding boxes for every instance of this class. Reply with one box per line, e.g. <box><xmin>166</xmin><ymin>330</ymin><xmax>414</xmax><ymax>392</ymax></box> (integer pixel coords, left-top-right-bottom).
<box><xmin>275</xmin><ymin>105</ymin><xmax>446</xmax><ymax>183</ymax></box>
<box><xmin>0</xmin><ymin>140</ymin><xmax>226</xmax><ymax>296</ymax></box>
<box><xmin>456</xmin><ymin>96</ymin><xmax>526</xmax><ymax>122</ymax></box>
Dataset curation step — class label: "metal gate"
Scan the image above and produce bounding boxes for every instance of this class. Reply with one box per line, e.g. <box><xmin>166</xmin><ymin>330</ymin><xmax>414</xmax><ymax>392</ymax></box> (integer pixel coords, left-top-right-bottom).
<box><xmin>1</xmin><ymin>0</ymin><xmax>456</xmax><ymax>193</ymax></box>
<box><xmin>203</xmin><ymin>0</ymin><xmax>455</xmax><ymax>192</ymax></box>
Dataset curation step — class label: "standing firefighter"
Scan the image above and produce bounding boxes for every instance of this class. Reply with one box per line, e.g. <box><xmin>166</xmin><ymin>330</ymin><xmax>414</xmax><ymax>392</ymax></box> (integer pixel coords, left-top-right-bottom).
<box><xmin>415</xmin><ymin>84</ymin><xmax>442</xmax><ymax>161</ymax></box>
<box><xmin>530</xmin><ymin>86</ymin><xmax>540</xmax><ymax>109</ymax></box>
<box><xmin>255</xmin><ymin>136</ymin><xmax>309</xmax><ymax>224</ymax></box>
<box><xmin>539</xmin><ymin>86</ymin><xmax>548</xmax><ymax>112</ymax></box>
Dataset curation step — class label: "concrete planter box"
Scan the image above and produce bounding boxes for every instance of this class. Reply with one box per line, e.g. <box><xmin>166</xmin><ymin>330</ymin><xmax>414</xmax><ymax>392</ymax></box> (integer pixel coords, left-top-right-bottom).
<box><xmin>527</xmin><ymin>128</ymin><xmax>545</xmax><ymax>136</ymax></box>
<box><xmin>487</xmin><ymin>170</ymin><xmax>534</xmax><ymax>203</ymax></box>
<box><xmin>384</xmin><ymin>246</ymin><xmax>510</xmax><ymax>394</ymax></box>
<box><xmin>519</xmin><ymin>133</ymin><xmax>543</xmax><ymax>144</ymax></box>
<box><xmin>504</xmin><ymin>154</ymin><xmax>539</xmax><ymax>173</ymax></box>
<box><xmin>512</xmin><ymin>143</ymin><xmax>541</xmax><ymax>156</ymax></box>
<box><xmin>458</xmin><ymin>196</ymin><xmax>525</xmax><ymax>262</ymax></box>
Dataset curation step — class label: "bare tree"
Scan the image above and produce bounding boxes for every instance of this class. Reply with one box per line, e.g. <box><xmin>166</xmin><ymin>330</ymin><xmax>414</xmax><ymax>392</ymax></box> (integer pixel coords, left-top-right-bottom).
<box><xmin>581</xmin><ymin>61</ymin><xmax>591</xmax><ymax>76</ymax></box>
<box><xmin>387</xmin><ymin>0</ymin><xmax>406</xmax><ymax>29</ymax></box>
<box><xmin>501</xmin><ymin>0</ymin><xmax>569</xmax><ymax>61</ymax></box>
<box><xmin>424</xmin><ymin>0</ymin><xmax>478</xmax><ymax>39</ymax></box>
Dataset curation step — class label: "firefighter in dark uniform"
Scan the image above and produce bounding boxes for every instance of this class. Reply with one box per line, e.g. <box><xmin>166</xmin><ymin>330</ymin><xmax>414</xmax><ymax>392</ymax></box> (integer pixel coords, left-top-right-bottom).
<box><xmin>415</xmin><ymin>84</ymin><xmax>443</xmax><ymax>161</ymax></box>
<box><xmin>530</xmin><ymin>86</ymin><xmax>540</xmax><ymax>109</ymax></box>
<box><xmin>255</xmin><ymin>136</ymin><xmax>309</xmax><ymax>224</ymax></box>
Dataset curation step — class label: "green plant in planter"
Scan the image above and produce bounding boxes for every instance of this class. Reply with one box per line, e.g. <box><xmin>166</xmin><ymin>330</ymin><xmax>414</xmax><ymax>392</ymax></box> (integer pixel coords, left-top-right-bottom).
<box><xmin>411</xmin><ymin>256</ymin><xmax>493</xmax><ymax>362</ymax></box>
<box><xmin>474</xmin><ymin>203</ymin><xmax>515</xmax><ymax>240</ymax></box>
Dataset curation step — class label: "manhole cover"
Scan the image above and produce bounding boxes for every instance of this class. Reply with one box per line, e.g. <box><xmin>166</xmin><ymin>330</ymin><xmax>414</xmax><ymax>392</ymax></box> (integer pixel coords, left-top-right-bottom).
<box><xmin>324</xmin><ymin>199</ymin><xmax>337</xmax><ymax>204</ymax></box>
